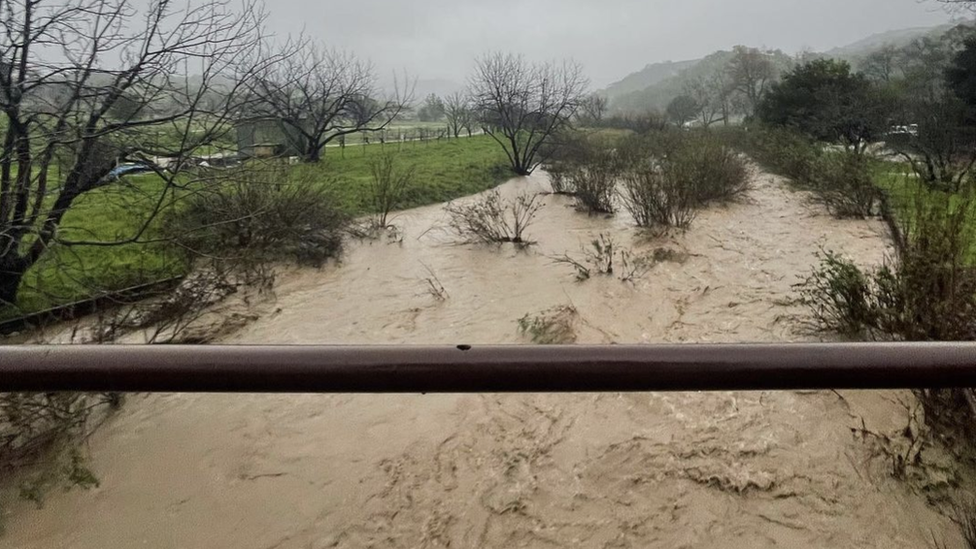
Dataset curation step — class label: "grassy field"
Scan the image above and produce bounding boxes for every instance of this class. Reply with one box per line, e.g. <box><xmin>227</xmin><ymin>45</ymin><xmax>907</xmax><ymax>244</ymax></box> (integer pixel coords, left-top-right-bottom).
<box><xmin>872</xmin><ymin>161</ymin><xmax>976</xmax><ymax>259</ymax></box>
<box><xmin>304</xmin><ymin>134</ymin><xmax>511</xmax><ymax>212</ymax></box>
<box><xmin>334</xmin><ymin>120</ymin><xmax>460</xmax><ymax>146</ymax></box>
<box><xmin>5</xmin><ymin>135</ymin><xmax>511</xmax><ymax>319</ymax></box>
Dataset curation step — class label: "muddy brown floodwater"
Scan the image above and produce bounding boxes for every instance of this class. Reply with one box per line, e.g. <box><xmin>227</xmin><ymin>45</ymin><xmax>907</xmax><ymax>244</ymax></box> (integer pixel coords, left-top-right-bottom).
<box><xmin>1</xmin><ymin>169</ymin><xmax>967</xmax><ymax>548</ymax></box>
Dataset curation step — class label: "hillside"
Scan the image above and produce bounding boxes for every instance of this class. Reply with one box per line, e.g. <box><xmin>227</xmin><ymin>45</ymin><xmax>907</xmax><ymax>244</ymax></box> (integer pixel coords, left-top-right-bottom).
<box><xmin>609</xmin><ymin>49</ymin><xmax>794</xmax><ymax>114</ymax></box>
<box><xmin>603</xmin><ymin>59</ymin><xmax>700</xmax><ymax>101</ymax></box>
<box><xmin>825</xmin><ymin>22</ymin><xmax>960</xmax><ymax>60</ymax></box>
<box><xmin>603</xmin><ymin>20</ymin><xmax>970</xmax><ymax>115</ymax></box>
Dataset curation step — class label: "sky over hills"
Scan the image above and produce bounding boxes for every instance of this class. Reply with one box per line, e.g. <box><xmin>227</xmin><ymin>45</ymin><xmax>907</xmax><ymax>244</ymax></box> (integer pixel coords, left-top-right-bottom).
<box><xmin>263</xmin><ymin>0</ymin><xmax>959</xmax><ymax>87</ymax></box>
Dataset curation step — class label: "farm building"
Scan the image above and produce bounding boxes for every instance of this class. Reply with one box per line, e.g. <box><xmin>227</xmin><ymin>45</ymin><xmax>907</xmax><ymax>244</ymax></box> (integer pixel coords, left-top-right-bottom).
<box><xmin>235</xmin><ymin>116</ymin><xmax>308</xmax><ymax>158</ymax></box>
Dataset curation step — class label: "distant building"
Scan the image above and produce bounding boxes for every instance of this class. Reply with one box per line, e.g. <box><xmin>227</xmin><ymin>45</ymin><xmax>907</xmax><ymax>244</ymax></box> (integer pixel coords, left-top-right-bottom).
<box><xmin>234</xmin><ymin>116</ymin><xmax>307</xmax><ymax>158</ymax></box>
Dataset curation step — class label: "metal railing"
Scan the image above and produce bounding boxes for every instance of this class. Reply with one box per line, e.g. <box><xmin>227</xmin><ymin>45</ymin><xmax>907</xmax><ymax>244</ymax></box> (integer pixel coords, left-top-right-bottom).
<box><xmin>2</xmin><ymin>343</ymin><xmax>976</xmax><ymax>393</ymax></box>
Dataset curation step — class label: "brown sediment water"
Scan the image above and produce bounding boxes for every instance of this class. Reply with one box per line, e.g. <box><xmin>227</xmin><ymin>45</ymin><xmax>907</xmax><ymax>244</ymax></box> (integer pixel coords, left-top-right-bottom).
<box><xmin>1</xmin><ymin>169</ymin><xmax>964</xmax><ymax>548</ymax></box>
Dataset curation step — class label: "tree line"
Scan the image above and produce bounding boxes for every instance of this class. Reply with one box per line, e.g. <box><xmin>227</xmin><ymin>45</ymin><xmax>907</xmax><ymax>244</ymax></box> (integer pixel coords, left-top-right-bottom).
<box><xmin>755</xmin><ymin>22</ymin><xmax>976</xmax><ymax>192</ymax></box>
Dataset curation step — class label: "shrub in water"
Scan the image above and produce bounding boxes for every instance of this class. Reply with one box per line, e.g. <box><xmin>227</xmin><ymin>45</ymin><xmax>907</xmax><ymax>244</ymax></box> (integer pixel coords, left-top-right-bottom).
<box><xmin>444</xmin><ymin>190</ymin><xmax>543</xmax><ymax>245</ymax></box>
<box><xmin>617</xmin><ymin>131</ymin><xmax>749</xmax><ymax>231</ymax></box>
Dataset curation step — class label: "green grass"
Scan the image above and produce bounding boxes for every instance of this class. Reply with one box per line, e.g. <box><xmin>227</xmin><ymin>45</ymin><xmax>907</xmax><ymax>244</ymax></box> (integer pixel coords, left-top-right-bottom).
<box><xmin>305</xmin><ymin>135</ymin><xmax>511</xmax><ymax>213</ymax></box>
<box><xmin>334</xmin><ymin>121</ymin><xmax>458</xmax><ymax>146</ymax></box>
<box><xmin>873</xmin><ymin>162</ymin><xmax>976</xmax><ymax>261</ymax></box>
<box><xmin>4</xmin><ymin>135</ymin><xmax>511</xmax><ymax>319</ymax></box>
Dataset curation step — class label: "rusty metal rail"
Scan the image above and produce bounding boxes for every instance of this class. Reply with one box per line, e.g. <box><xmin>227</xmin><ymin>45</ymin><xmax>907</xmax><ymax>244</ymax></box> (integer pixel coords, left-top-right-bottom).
<box><xmin>1</xmin><ymin>343</ymin><xmax>976</xmax><ymax>393</ymax></box>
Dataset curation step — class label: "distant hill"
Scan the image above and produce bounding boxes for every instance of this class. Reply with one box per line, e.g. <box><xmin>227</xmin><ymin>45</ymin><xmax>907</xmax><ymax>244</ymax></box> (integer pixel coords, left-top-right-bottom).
<box><xmin>603</xmin><ymin>20</ymin><xmax>972</xmax><ymax>115</ymax></box>
<box><xmin>609</xmin><ymin>49</ymin><xmax>794</xmax><ymax>114</ymax></box>
<box><xmin>610</xmin><ymin>52</ymin><xmax>729</xmax><ymax>113</ymax></box>
<box><xmin>825</xmin><ymin>23</ymin><xmax>959</xmax><ymax>61</ymax></box>
<box><xmin>603</xmin><ymin>59</ymin><xmax>700</xmax><ymax>101</ymax></box>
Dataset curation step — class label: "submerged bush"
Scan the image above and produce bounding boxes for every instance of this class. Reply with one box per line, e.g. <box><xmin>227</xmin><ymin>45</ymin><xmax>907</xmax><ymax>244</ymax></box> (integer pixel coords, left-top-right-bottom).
<box><xmin>540</xmin><ymin>130</ymin><xmax>625</xmax><ymax>212</ymax></box>
<box><xmin>1</xmin><ymin>392</ymin><xmax>121</xmax><ymax>508</ymax></box>
<box><xmin>540</xmin><ymin>130</ymin><xmax>590</xmax><ymax>195</ymax></box>
<box><xmin>568</xmin><ymin>155</ymin><xmax>618</xmax><ymax>214</ymax></box>
<box><xmin>444</xmin><ymin>190</ymin><xmax>543</xmax><ymax>245</ymax></box>
<box><xmin>544</xmin><ymin>162</ymin><xmax>572</xmax><ymax>194</ymax></box>
<box><xmin>619</xmin><ymin>165</ymin><xmax>697</xmax><ymax>230</ymax></box>
<box><xmin>617</xmin><ymin>131</ymin><xmax>749</xmax><ymax>231</ymax></box>
<box><xmin>517</xmin><ymin>305</ymin><xmax>578</xmax><ymax>344</ymax></box>
<box><xmin>675</xmin><ymin>134</ymin><xmax>750</xmax><ymax>205</ymax></box>
<box><xmin>551</xmin><ymin>234</ymin><xmax>654</xmax><ymax>283</ymax></box>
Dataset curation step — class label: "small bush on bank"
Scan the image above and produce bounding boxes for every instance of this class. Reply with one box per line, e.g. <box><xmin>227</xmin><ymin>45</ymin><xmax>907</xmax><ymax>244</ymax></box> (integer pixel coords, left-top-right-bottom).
<box><xmin>796</xmin><ymin>248</ymin><xmax>882</xmax><ymax>338</ymax></box>
<box><xmin>444</xmin><ymin>190</ymin><xmax>543</xmax><ymax>245</ymax></box>
<box><xmin>366</xmin><ymin>152</ymin><xmax>416</xmax><ymax>230</ymax></box>
<box><xmin>807</xmin><ymin>151</ymin><xmax>879</xmax><ymax>218</ymax></box>
<box><xmin>725</xmin><ymin>126</ymin><xmax>880</xmax><ymax>219</ymax></box>
<box><xmin>166</xmin><ymin>162</ymin><xmax>348</xmax><ymax>274</ymax></box>
<box><xmin>798</xmin><ymin>192</ymin><xmax>976</xmax><ymax>341</ymax></box>
<box><xmin>798</xmin><ymin>191</ymin><xmax>976</xmax><ymax>457</ymax></box>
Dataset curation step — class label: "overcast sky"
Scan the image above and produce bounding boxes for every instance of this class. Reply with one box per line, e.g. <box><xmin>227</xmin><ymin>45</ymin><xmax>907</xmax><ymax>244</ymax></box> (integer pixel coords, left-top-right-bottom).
<box><xmin>261</xmin><ymin>0</ymin><xmax>959</xmax><ymax>88</ymax></box>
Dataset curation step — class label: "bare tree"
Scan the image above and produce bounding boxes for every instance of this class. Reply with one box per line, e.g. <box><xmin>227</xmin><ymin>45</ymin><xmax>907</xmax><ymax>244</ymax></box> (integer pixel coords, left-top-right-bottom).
<box><xmin>891</xmin><ymin>89</ymin><xmax>976</xmax><ymax>193</ymax></box>
<box><xmin>860</xmin><ymin>45</ymin><xmax>900</xmax><ymax>83</ymax></box>
<box><xmin>245</xmin><ymin>39</ymin><xmax>412</xmax><ymax>162</ymax></box>
<box><xmin>578</xmin><ymin>94</ymin><xmax>608</xmax><ymax>125</ymax></box>
<box><xmin>727</xmin><ymin>45</ymin><xmax>777</xmax><ymax>115</ymax></box>
<box><xmin>937</xmin><ymin>0</ymin><xmax>976</xmax><ymax>10</ymax></box>
<box><xmin>683</xmin><ymin>75</ymin><xmax>727</xmax><ymax>128</ymax></box>
<box><xmin>469</xmin><ymin>52</ymin><xmax>588</xmax><ymax>176</ymax></box>
<box><xmin>0</xmin><ymin>0</ymin><xmax>266</xmax><ymax>307</ymax></box>
<box><xmin>443</xmin><ymin>91</ymin><xmax>472</xmax><ymax>138</ymax></box>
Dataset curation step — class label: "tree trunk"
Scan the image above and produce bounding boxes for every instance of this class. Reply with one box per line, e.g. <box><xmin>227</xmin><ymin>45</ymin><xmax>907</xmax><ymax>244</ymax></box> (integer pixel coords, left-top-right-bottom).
<box><xmin>513</xmin><ymin>164</ymin><xmax>532</xmax><ymax>176</ymax></box>
<box><xmin>303</xmin><ymin>140</ymin><xmax>323</xmax><ymax>163</ymax></box>
<box><xmin>0</xmin><ymin>258</ymin><xmax>26</xmax><ymax>307</ymax></box>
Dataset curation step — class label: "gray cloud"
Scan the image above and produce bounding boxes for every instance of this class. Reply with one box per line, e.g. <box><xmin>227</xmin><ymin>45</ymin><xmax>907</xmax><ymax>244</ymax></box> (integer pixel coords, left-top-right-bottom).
<box><xmin>262</xmin><ymin>0</ymin><xmax>959</xmax><ymax>88</ymax></box>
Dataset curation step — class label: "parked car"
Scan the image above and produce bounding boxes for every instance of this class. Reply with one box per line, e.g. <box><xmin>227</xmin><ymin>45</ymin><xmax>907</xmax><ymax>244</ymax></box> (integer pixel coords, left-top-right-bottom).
<box><xmin>103</xmin><ymin>162</ymin><xmax>154</xmax><ymax>182</ymax></box>
<box><xmin>887</xmin><ymin>124</ymin><xmax>919</xmax><ymax>137</ymax></box>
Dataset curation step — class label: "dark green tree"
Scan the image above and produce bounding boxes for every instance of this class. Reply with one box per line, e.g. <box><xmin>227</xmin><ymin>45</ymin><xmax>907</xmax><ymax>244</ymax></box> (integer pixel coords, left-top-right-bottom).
<box><xmin>757</xmin><ymin>59</ymin><xmax>891</xmax><ymax>152</ymax></box>
<box><xmin>666</xmin><ymin>95</ymin><xmax>698</xmax><ymax>126</ymax></box>
<box><xmin>947</xmin><ymin>35</ymin><xmax>976</xmax><ymax>107</ymax></box>
<box><xmin>418</xmin><ymin>94</ymin><xmax>446</xmax><ymax>122</ymax></box>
